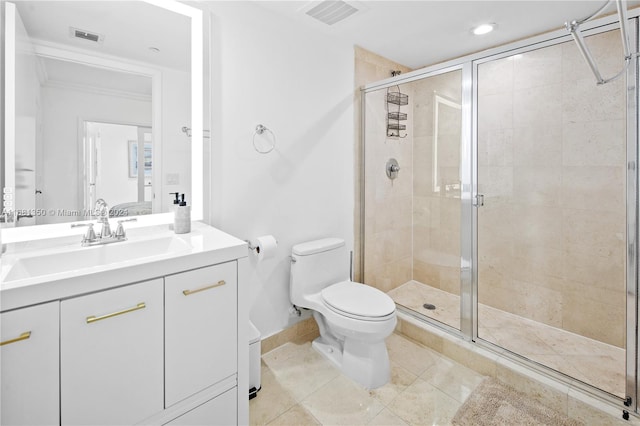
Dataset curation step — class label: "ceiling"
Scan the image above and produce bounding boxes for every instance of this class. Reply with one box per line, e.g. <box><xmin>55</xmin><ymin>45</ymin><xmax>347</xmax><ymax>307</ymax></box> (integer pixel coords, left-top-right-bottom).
<box><xmin>257</xmin><ymin>0</ymin><xmax>640</xmax><ymax>69</ymax></box>
<box><xmin>12</xmin><ymin>1</ymin><xmax>640</xmax><ymax>80</ymax></box>
<box><xmin>14</xmin><ymin>1</ymin><xmax>190</xmax><ymax>72</ymax></box>
<box><xmin>13</xmin><ymin>1</ymin><xmax>188</xmax><ymax>97</ymax></box>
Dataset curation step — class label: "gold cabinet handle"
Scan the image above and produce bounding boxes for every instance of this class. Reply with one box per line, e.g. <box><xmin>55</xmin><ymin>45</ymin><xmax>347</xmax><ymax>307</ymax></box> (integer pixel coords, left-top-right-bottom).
<box><xmin>0</xmin><ymin>331</ymin><xmax>31</xmax><ymax>346</ymax></box>
<box><xmin>86</xmin><ymin>302</ymin><xmax>146</xmax><ymax>324</ymax></box>
<box><xmin>183</xmin><ymin>280</ymin><xmax>226</xmax><ymax>296</ymax></box>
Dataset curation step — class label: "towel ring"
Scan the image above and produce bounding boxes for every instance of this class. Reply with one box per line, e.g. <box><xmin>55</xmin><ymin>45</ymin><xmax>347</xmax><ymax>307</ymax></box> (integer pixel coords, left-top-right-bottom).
<box><xmin>253</xmin><ymin>124</ymin><xmax>276</xmax><ymax>154</ymax></box>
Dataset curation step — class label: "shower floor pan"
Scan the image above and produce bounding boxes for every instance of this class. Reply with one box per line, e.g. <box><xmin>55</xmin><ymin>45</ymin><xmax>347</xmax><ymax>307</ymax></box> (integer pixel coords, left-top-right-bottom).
<box><xmin>389</xmin><ymin>280</ymin><xmax>625</xmax><ymax>398</ymax></box>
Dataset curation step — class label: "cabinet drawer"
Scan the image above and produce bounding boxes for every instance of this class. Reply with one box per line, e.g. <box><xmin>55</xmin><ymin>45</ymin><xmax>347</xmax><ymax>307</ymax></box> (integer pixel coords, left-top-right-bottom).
<box><xmin>61</xmin><ymin>279</ymin><xmax>164</xmax><ymax>425</ymax></box>
<box><xmin>164</xmin><ymin>388</ymin><xmax>237</xmax><ymax>426</ymax></box>
<box><xmin>1</xmin><ymin>302</ymin><xmax>59</xmax><ymax>426</ymax></box>
<box><xmin>165</xmin><ymin>261</ymin><xmax>238</xmax><ymax>407</ymax></box>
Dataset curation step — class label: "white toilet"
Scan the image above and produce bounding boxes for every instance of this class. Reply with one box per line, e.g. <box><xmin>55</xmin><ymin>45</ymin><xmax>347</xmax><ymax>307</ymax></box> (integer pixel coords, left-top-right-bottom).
<box><xmin>290</xmin><ymin>238</ymin><xmax>397</xmax><ymax>389</ymax></box>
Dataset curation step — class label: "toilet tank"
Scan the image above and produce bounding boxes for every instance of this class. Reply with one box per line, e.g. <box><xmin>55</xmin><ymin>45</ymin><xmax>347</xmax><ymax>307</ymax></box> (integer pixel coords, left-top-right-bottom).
<box><xmin>290</xmin><ymin>238</ymin><xmax>350</xmax><ymax>305</ymax></box>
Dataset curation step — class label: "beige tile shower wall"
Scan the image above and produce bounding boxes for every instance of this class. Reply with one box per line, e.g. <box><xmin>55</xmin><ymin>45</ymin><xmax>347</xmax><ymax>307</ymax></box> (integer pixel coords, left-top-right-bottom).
<box><xmin>355</xmin><ymin>47</ymin><xmax>412</xmax><ymax>291</ymax></box>
<box><xmin>363</xmin><ymin>88</ymin><xmax>413</xmax><ymax>292</ymax></box>
<box><xmin>411</xmin><ymin>71</ymin><xmax>463</xmax><ymax>296</ymax></box>
<box><xmin>477</xmin><ymin>30</ymin><xmax>626</xmax><ymax>347</ymax></box>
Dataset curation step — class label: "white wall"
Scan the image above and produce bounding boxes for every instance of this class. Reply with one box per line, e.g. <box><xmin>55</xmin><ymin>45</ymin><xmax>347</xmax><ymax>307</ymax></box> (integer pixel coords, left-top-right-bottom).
<box><xmin>13</xmin><ymin>6</ymin><xmax>39</xmax><ymax>227</ymax></box>
<box><xmin>38</xmin><ymin>67</ymin><xmax>190</xmax><ymax>224</ymax></box>
<box><xmin>39</xmin><ymin>86</ymin><xmax>151</xmax><ymax>223</ymax></box>
<box><xmin>205</xmin><ymin>3</ymin><xmax>355</xmax><ymax>338</ymax></box>
<box><xmin>160</xmin><ymin>67</ymin><xmax>191</xmax><ymax>211</ymax></box>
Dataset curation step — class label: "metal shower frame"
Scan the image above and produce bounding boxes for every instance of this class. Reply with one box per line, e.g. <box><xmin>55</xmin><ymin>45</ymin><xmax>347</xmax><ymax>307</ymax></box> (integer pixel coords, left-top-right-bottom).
<box><xmin>566</xmin><ymin>0</ymin><xmax>636</xmax><ymax>85</ymax></box>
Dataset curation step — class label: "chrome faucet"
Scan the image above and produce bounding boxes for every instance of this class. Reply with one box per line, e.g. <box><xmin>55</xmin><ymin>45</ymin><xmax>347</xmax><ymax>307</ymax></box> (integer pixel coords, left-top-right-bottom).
<box><xmin>94</xmin><ymin>199</ymin><xmax>112</xmax><ymax>238</ymax></box>
<box><xmin>71</xmin><ymin>199</ymin><xmax>137</xmax><ymax>246</ymax></box>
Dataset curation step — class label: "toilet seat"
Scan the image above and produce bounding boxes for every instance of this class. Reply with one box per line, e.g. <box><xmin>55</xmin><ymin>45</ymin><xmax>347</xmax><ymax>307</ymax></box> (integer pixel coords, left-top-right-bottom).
<box><xmin>321</xmin><ymin>281</ymin><xmax>396</xmax><ymax>321</ymax></box>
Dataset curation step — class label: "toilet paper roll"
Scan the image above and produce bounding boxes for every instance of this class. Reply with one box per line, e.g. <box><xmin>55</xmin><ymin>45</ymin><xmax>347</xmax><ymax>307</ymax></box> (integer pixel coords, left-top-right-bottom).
<box><xmin>252</xmin><ymin>235</ymin><xmax>278</xmax><ymax>261</ymax></box>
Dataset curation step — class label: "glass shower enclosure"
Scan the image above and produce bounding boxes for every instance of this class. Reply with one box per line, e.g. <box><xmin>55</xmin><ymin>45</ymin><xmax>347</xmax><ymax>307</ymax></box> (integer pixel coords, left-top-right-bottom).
<box><xmin>361</xmin><ymin>15</ymin><xmax>637</xmax><ymax>408</ymax></box>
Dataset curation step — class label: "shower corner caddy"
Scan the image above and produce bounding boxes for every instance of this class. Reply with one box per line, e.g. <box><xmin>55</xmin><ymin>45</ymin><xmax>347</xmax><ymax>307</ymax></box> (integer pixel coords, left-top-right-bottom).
<box><xmin>386</xmin><ymin>88</ymin><xmax>408</xmax><ymax>138</ymax></box>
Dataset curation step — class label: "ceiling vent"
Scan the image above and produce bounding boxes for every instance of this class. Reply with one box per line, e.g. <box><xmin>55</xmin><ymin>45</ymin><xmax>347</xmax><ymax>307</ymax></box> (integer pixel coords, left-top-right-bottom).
<box><xmin>305</xmin><ymin>1</ymin><xmax>360</xmax><ymax>26</ymax></box>
<box><xmin>69</xmin><ymin>27</ymin><xmax>104</xmax><ymax>44</ymax></box>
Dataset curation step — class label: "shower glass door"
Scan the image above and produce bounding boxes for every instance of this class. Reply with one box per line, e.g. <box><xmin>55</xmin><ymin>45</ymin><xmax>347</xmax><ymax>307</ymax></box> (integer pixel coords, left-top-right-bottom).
<box><xmin>475</xmin><ymin>29</ymin><xmax>629</xmax><ymax>398</ymax></box>
<box><xmin>363</xmin><ymin>68</ymin><xmax>464</xmax><ymax>331</ymax></box>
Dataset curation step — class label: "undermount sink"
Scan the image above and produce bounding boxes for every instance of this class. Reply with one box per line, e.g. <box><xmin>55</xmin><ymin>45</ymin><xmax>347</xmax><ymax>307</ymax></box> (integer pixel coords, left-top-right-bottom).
<box><xmin>3</xmin><ymin>236</ymin><xmax>191</xmax><ymax>282</ymax></box>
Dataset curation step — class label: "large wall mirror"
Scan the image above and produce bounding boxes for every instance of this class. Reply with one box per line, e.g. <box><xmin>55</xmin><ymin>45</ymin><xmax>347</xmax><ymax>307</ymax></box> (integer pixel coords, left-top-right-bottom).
<box><xmin>2</xmin><ymin>0</ymin><xmax>203</xmax><ymax>243</ymax></box>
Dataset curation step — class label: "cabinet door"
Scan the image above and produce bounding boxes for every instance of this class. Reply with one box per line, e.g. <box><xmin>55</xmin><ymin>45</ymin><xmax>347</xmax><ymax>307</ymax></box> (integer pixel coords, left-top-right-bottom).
<box><xmin>165</xmin><ymin>262</ymin><xmax>237</xmax><ymax>406</ymax></box>
<box><xmin>61</xmin><ymin>279</ymin><xmax>163</xmax><ymax>425</ymax></box>
<box><xmin>164</xmin><ymin>388</ymin><xmax>237</xmax><ymax>426</ymax></box>
<box><xmin>1</xmin><ymin>301</ymin><xmax>59</xmax><ymax>425</ymax></box>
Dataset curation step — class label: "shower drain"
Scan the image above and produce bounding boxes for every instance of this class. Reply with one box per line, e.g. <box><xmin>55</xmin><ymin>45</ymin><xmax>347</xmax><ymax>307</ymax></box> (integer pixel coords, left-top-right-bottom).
<box><xmin>423</xmin><ymin>303</ymin><xmax>436</xmax><ymax>310</ymax></box>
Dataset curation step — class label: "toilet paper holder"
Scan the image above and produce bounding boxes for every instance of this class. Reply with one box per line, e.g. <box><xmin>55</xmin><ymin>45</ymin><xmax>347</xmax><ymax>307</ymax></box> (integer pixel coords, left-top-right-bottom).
<box><xmin>244</xmin><ymin>237</ymin><xmax>277</xmax><ymax>254</ymax></box>
<box><xmin>244</xmin><ymin>240</ymin><xmax>258</xmax><ymax>252</ymax></box>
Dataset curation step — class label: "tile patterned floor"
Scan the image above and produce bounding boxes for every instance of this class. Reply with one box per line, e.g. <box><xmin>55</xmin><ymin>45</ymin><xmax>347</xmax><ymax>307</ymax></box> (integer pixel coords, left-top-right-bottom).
<box><xmin>250</xmin><ymin>333</ymin><xmax>486</xmax><ymax>425</ymax></box>
<box><xmin>388</xmin><ymin>280</ymin><xmax>626</xmax><ymax>398</ymax></box>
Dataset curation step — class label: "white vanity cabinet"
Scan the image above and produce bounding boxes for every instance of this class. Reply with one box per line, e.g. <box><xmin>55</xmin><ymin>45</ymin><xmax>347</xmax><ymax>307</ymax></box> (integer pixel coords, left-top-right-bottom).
<box><xmin>165</xmin><ymin>261</ymin><xmax>238</xmax><ymax>407</ymax></box>
<box><xmin>60</xmin><ymin>279</ymin><xmax>164</xmax><ymax>425</ymax></box>
<box><xmin>1</xmin><ymin>223</ymin><xmax>249</xmax><ymax>425</ymax></box>
<box><xmin>0</xmin><ymin>301</ymin><xmax>60</xmax><ymax>426</ymax></box>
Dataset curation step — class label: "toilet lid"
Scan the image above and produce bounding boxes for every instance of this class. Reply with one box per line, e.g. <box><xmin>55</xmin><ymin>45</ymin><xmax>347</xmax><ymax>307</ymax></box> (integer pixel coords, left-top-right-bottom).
<box><xmin>321</xmin><ymin>281</ymin><xmax>396</xmax><ymax>318</ymax></box>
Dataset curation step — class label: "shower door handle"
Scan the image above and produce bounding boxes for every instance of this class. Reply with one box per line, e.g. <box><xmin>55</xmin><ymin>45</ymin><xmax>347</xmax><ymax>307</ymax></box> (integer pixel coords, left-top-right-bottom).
<box><xmin>473</xmin><ymin>194</ymin><xmax>484</xmax><ymax>207</ymax></box>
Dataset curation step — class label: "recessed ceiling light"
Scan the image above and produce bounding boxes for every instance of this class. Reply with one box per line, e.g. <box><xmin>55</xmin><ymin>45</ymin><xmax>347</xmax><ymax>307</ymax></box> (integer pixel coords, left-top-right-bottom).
<box><xmin>148</xmin><ymin>47</ymin><xmax>160</xmax><ymax>53</ymax></box>
<box><xmin>472</xmin><ymin>23</ymin><xmax>496</xmax><ymax>35</ymax></box>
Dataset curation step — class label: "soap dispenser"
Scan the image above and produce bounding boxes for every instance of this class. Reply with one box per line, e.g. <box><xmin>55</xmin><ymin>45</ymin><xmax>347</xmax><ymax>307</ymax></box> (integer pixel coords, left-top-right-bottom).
<box><xmin>174</xmin><ymin>193</ymin><xmax>191</xmax><ymax>234</ymax></box>
<box><xmin>169</xmin><ymin>192</ymin><xmax>180</xmax><ymax>212</ymax></box>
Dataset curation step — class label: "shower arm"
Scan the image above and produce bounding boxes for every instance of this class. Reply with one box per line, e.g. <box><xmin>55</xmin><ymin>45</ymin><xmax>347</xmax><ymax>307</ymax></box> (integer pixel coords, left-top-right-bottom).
<box><xmin>565</xmin><ymin>0</ymin><xmax>635</xmax><ymax>85</ymax></box>
<box><xmin>573</xmin><ymin>0</ymin><xmax>612</xmax><ymax>26</ymax></box>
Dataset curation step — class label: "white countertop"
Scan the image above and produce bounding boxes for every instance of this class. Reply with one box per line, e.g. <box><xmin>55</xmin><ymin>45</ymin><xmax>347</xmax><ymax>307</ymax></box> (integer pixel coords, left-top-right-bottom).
<box><xmin>0</xmin><ymin>222</ymin><xmax>248</xmax><ymax>312</ymax></box>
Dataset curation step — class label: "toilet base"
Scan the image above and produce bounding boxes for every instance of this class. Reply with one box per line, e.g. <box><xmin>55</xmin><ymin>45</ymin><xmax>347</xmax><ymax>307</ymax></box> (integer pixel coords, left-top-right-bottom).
<box><xmin>311</xmin><ymin>335</ymin><xmax>391</xmax><ymax>390</ymax></box>
<box><xmin>312</xmin><ymin>338</ymin><xmax>343</xmax><ymax>370</ymax></box>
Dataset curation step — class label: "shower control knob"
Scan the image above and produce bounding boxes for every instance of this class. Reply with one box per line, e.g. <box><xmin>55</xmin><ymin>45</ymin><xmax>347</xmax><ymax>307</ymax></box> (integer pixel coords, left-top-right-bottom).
<box><xmin>386</xmin><ymin>158</ymin><xmax>400</xmax><ymax>180</ymax></box>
